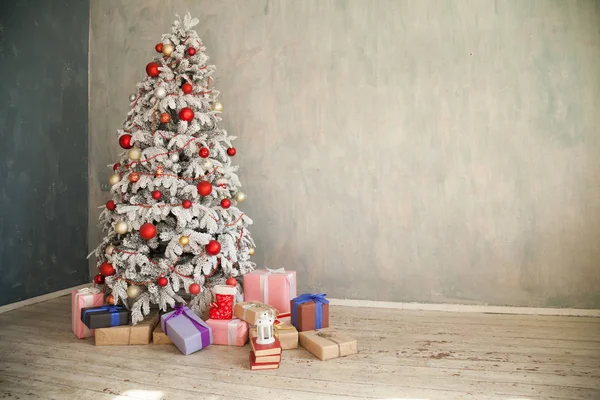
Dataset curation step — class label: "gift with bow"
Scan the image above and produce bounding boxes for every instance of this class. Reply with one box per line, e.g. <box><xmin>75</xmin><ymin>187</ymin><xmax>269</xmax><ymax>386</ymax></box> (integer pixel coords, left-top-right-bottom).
<box><xmin>290</xmin><ymin>293</ymin><xmax>330</xmax><ymax>332</ymax></box>
<box><xmin>72</xmin><ymin>287</ymin><xmax>104</xmax><ymax>339</ymax></box>
<box><xmin>233</xmin><ymin>301</ymin><xmax>278</xmax><ymax>325</ymax></box>
<box><xmin>161</xmin><ymin>304</ymin><xmax>212</xmax><ymax>355</ymax></box>
<box><xmin>205</xmin><ymin>318</ymin><xmax>249</xmax><ymax>346</ymax></box>
<box><xmin>81</xmin><ymin>305</ymin><xmax>130</xmax><ymax>329</ymax></box>
<box><xmin>243</xmin><ymin>267</ymin><xmax>297</xmax><ymax>314</ymax></box>
<box><xmin>299</xmin><ymin>328</ymin><xmax>357</xmax><ymax>361</ymax></box>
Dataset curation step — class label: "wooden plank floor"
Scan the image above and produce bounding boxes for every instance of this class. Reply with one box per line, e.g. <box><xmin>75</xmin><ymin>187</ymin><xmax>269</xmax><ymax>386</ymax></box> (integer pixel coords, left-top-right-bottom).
<box><xmin>0</xmin><ymin>296</ymin><xmax>599</xmax><ymax>399</ymax></box>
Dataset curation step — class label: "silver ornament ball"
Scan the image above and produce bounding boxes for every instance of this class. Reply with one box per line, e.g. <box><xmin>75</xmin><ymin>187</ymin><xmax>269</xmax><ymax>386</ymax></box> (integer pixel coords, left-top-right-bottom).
<box><xmin>126</xmin><ymin>285</ymin><xmax>141</xmax><ymax>299</ymax></box>
<box><xmin>234</xmin><ymin>191</ymin><xmax>247</xmax><ymax>203</ymax></box>
<box><xmin>200</xmin><ymin>159</ymin><xmax>213</xmax><ymax>170</ymax></box>
<box><xmin>129</xmin><ymin>94</ymin><xmax>136</xmax><ymax>102</ymax></box>
<box><xmin>105</xmin><ymin>245</ymin><xmax>116</xmax><ymax>256</ymax></box>
<box><xmin>154</xmin><ymin>86</ymin><xmax>167</xmax><ymax>99</ymax></box>
<box><xmin>170</xmin><ymin>153</ymin><xmax>180</xmax><ymax>163</ymax></box>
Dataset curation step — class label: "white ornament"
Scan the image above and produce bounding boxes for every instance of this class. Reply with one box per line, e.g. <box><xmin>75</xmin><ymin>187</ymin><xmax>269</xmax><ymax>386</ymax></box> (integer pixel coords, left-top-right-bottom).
<box><xmin>115</xmin><ymin>221</ymin><xmax>128</xmax><ymax>234</ymax></box>
<box><xmin>170</xmin><ymin>153</ymin><xmax>180</xmax><ymax>163</ymax></box>
<box><xmin>200</xmin><ymin>159</ymin><xmax>213</xmax><ymax>170</ymax></box>
<box><xmin>154</xmin><ymin>86</ymin><xmax>167</xmax><ymax>99</ymax></box>
<box><xmin>215</xmin><ymin>178</ymin><xmax>228</xmax><ymax>188</ymax></box>
<box><xmin>129</xmin><ymin>94</ymin><xmax>136</xmax><ymax>102</ymax></box>
<box><xmin>128</xmin><ymin>148</ymin><xmax>142</xmax><ymax>161</ymax></box>
<box><xmin>105</xmin><ymin>245</ymin><xmax>116</xmax><ymax>256</ymax></box>
<box><xmin>255</xmin><ymin>311</ymin><xmax>275</xmax><ymax>345</ymax></box>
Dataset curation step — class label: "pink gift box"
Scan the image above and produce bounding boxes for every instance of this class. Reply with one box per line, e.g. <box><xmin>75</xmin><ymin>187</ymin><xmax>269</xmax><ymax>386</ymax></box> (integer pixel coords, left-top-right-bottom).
<box><xmin>205</xmin><ymin>318</ymin><xmax>248</xmax><ymax>346</ymax></box>
<box><xmin>243</xmin><ymin>268</ymin><xmax>297</xmax><ymax>314</ymax></box>
<box><xmin>71</xmin><ymin>287</ymin><xmax>104</xmax><ymax>339</ymax></box>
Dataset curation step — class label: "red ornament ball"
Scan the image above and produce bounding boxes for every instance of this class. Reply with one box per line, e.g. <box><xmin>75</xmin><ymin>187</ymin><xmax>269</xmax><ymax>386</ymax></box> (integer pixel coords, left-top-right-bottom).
<box><xmin>113</xmin><ymin>163</ymin><xmax>120</xmax><ymax>171</ymax></box>
<box><xmin>182</xmin><ymin>82</ymin><xmax>193</xmax><ymax>94</ymax></box>
<box><xmin>128</xmin><ymin>172</ymin><xmax>140</xmax><ymax>183</ymax></box>
<box><xmin>187</xmin><ymin>47</ymin><xmax>196</xmax><ymax>56</ymax></box>
<box><xmin>119</xmin><ymin>134</ymin><xmax>133</xmax><ymax>149</ymax></box>
<box><xmin>146</xmin><ymin>62</ymin><xmax>160</xmax><ymax>77</ymax></box>
<box><xmin>94</xmin><ymin>274</ymin><xmax>105</xmax><ymax>285</ymax></box>
<box><xmin>205</xmin><ymin>240</ymin><xmax>221</xmax><ymax>256</ymax></box>
<box><xmin>227</xmin><ymin>147</ymin><xmax>237</xmax><ymax>156</ymax></box>
<box><xmin>155</xmin><ymin>43</ymin><xmax>163</xmax><ymax>53</ymax></box>
<box><xmin>178</xmin><ymin>107</ymin><xmax>194</xmax><ymax>122</ymax></box>
<box><xmin>106</xmin><ymin>294</ymin><xmax>115</xmax><ymax>305</ymax></box>
<box><xmin>157</xmin><ymin>276</ymin><xmax>168</xmax><ymax>287</ymax></box>
<box><xmin>182</xmin><ymin>199</ymin><xmax>192</xmax><ymax>209</ymax></box>
<box><xmin>220</xmin><ymin>198</ymin><xmax>231</xmax><ymax>209</ymax></box>
<box><xmin>197</xmin><ymin>180</ymin><xmax>212</xmax><ymax>196</ymax></box>
<box><xmin>159</xmin><ymin>113</ymin><xmax>171</xmax><ymax>124</ymax></box>
<box><xmin>140</xmin><ymin>223</ymin><xmax>157</xmax><ymax>240</ymax></box>
<box><xmin>152</xmin><ymin>190</ymin><xmax>162</xmax><ymax>200</ymax></box>
<box><xmin>99</xmin><ymin>262</ymin><xmax>115</xmax><ymax>276</ymax></box>
<box><xmin>226</xmin><ymin>277</ymin><xmax>237</xmax><ymax>286</ymax></box>
<box><xmin>106</xmin><ymin>200</ymin><xmax>116</xmax><ymax>211</ymax></box>
<box><xmin>199</xmin><ymin>147</ymin><xmax>210</xmax><ymax>158</ymax></box>
<box><xmin>189</xmin><ymin>283</ymin><xmax>201</xmax><ymax>295</ymax></box>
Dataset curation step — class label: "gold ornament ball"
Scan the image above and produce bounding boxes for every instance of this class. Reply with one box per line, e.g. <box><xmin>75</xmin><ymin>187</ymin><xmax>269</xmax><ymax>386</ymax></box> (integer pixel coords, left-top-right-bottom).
<box><xmin>128</xmin><ymin>148</ymin><xmax>142</xmax><ymax>161</ymax></box>
<box><xmin>162</xmin><ymin>43</ymin><xmax>174</xmax><ymax>57</ymax></box>
<box><xmin>248</xmin><ymin>247</ymin><xmax>255</xmax><ymax>256</ymax></box>
<box><xmin>105</xmin><ymin>245</ymin><xmax>116</xmax><ymax>256</ymax></box>
<box><xmin>126</xmin><ymin>285</ymin><xmax>141</xmax><ymax>299</ymax></box>
<box><xmin>179</xmin><ymin>236</ymin><xmax>190</xmax><ymax>246</ymax></box>
<box><xmin>211</xmin><ymin>102</ymin><xmax>224</xmax><ymax>112</ymax></box>
<box><xmin>109</xmin><ymin>174</ymin><xmax>120</xmax><ymax>185</ymax></box>
<box><xmin>234</xmin><ymin>191</ymin><xmax>247</xmax><ymax>203</ymax></box>
<box><xmin>115</xmin><ymin>221</ymin><xmax>128</xmax><ymax>234</ymax></box>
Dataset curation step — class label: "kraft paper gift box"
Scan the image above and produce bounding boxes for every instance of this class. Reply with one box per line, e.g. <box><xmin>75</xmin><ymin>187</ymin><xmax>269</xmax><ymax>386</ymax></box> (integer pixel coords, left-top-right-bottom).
<box><xmin>94</xmin><ymin>312</ymin><xmax>159</xmax><ymax>346</ymax></box>
<box><xmin>161</xmin><ymin>304</ymin><xmax>212</xmax><ymax>355</ymax></box>
<box><xmin>290</xmin><ymin>293</ymin><xmax>330</xmax><ymax>332</ymax></box>
<box><xmin>233</xmin><ymin>301</ymin><xmax>278</xmax><ymax>326</ymax></box>
<box><xmin>81</xmin><ymin>305</ymin><xmax>130</xmax><ymax>329</ymax></box>
<box><xmin>299</xmin><ymin>328</ymin><xmax>358</xmax><ymax>361</ymax></box>
<box><xmin>250</xmin><ymin>321</ymin><xmax>298</xmax><ymax>350</ymax></box>
<box><xmin>72</xmin><ymin>287</ymin><xmax>104</xmax><ymax>339</ymax></box>
<box><xmin>152</xmin><ymin>324</ymin><xmax>173</xmax><ymax>345</ymax></box>
<box><xmin>243</xmin><ymin>268</ymin><xmax>296</xmax><ymax>314</ymax></box>
<box><xmin>205</xmin><ymin>318</ymin><xmax>248</xmax><ymax>346</ymax></box>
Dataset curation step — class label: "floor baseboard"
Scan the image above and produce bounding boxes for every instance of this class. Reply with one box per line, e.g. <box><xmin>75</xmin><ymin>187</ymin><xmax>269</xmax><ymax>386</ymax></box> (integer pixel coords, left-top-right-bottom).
<box><xmin>2</xmin><ymin>287</ymin><xmax>598</xmax><ymax>317</ymax></box>
<box><xmin>328</xmin><ymin>298</ymin><xmax>600</xmax><ymax>317</ymax></box>
<box><xmin>0</xmin><ymin>283</ymin><xmax>90</xmax><ymax>314</ymax></box>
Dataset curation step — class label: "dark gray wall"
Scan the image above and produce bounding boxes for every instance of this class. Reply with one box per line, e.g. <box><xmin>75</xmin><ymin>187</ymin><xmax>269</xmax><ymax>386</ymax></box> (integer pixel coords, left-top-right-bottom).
<box><xmin>0</xmin><ymin>0</ymin><xmax>89</xmax><ymax>306</ymax></box>
<box><xmin>90</xmin><ymin>0</ymin><xmax>600</xmax><ymax>308</ymax></box>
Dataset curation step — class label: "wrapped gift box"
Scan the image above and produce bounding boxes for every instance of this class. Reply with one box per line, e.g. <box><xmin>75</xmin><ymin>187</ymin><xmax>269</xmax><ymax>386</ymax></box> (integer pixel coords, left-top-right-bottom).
<box><xmin>243</xmin><ymin>268</ymin><xmax>296</xmax><ymax>314</ymax></box>
<box><xmin>205</xmin><ymin>318</ymin><xmax>248</xmax><ymax>346</ymax></box>
<box><xmin>299</xmin><ymin>328</ymin><xmax>357</xmax><ymax>361</ymax></box>
<box><xmin>234</xmin><ymin>301</ymin><xmax>278</xmax><ymax>326</ymax></box>
<box><xmin>81</xmin><ymin>305</ymin><xmax>130</xmax><ymax>329</ymax></box>
<box><xmin>95</xmin><ymin>312</ymin><xmax>159</xmax><ymax>346</ymax></box>
<box><xmin>72</xmin><ymin>287</ymin><xmax>104</xmax><ymax>339</ymax></box>
<box><xmin>291</xmin><ymin>293</ymin><xmax>329</xmax><ymax>332</ymax></box>
<box><xmin>152</xmin><ymin>324</ymin><xmax>173</xmax><ymax>345</ymax></box>
<box><xmin>161</xmin><ymin>305</ymin><xmax>212</xmax><ymax>355</ymax></box>
<box><xmin>250</xmin><ymin>321</ymin><xmax>298</xmax><ymax>350</ymax></box>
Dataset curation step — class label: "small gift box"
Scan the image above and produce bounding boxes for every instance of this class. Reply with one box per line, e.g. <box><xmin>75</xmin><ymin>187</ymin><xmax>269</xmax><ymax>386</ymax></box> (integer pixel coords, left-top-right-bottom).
<box><xmin>205</xmin><ymin>318</ymin><xmax>248</xmax><ymax>346</ymax></box>
<box><xmin>72</xmin><ymin>287</ymin><xmax>104</xmax><ymax>339</ymax></box>
<box><xmin>209</xmin><ymin>285</ymin><xmax>236</xmax><ymax>319</ymax></box>
<box><xmin>161</xmin><ymin>304</ymin><xmax>212</xmax><ymax>355</ymax></box>
<box><xmin>250</xmin><ymin>320</ymin><xmax>298</xmax><ymax>350</ymax></box>
<box><xmin>81</xmin><ymin>305</ymin><xmax>130</xmax><ymax>329</ymax></box>
<box><xmin>152</xmin><ymin>324</ymin><xmax>173</xmax><ymax>345</ymax></box>
<box><xmin>243</xmin><ymin>268</ymin><xmax>296</xmax><ymax>314</ymax></box>
<box><xmin>299</xmin><ymin>328</ymin><xmax>357</xmax><ymax>361</ymax></box>
<box><xmin>234</xmin><ymin>301</ymin><xmax>278</xmax><ymax>326</ymax></box>
<box><xmin>94</xmin><ymin>312</ymin><xmax>159</xmax><ymax>346</ymax></box>
<box><xmin>291</xmin><ymin>293</ymin><xmax>329</xmax><ymax>332</ymax></box>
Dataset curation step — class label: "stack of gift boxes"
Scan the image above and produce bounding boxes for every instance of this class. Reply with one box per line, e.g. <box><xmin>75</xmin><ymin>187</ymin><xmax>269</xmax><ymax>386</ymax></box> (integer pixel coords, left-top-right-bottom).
<box><xmin>72</xmin><ymin>268</ymin><xmax>357</xmax><ymax>368</ymax></box>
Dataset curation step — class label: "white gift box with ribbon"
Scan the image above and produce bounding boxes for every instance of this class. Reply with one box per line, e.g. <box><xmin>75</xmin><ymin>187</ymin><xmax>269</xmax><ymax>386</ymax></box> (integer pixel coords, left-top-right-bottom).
<box><xmin>243</xmin><ymin>267</ymin><xmax>297</xmax><ymax>314</ymax></box>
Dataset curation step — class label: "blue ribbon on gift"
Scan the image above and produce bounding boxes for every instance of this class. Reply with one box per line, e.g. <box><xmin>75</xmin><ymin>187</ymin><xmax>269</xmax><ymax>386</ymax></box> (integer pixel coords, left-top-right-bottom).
<box><xmin>164</xmin><ymin>304</ymin><xmax>212</xmax><ymax>346</ymax></box>
<box><xmin>291</xmin><ymin>293</ymin><xmax>329</xmax><ymax>329</ymax></box>
<box><xmin>83</xmin><ymin>305</ymin><xmax>124</xmax><ymax>327</ymax></box>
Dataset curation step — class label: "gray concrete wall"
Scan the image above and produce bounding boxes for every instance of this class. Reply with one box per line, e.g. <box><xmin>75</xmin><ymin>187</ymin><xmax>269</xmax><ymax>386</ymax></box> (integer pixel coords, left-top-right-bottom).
<box><xmin>89</xmin><ymin>0</ymin><xmax>600</xmax><ymax>308</ymax></box>
<box><xmin>0</xmin><ymin>0</ymin><xmax>90</xmax><ymax>306</ymax></box>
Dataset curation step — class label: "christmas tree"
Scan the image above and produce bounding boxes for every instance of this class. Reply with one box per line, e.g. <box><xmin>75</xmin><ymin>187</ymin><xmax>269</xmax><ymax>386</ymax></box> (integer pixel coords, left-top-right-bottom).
<box><xmin>90</xmin><ymin>13</ymin><xmax>256</xmax><ymax>324</ymax></box>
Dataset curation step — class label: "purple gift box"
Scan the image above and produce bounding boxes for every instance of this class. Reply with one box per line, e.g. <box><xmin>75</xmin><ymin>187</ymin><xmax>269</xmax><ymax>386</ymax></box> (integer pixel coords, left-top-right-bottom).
<box><xmin>160</xmin><ymin>304</ymin><xmax>212</xmax><ymax>355</ymax></box>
